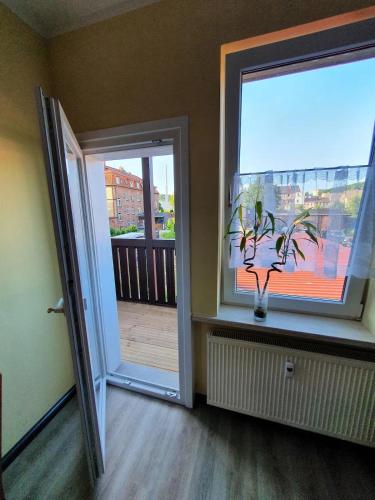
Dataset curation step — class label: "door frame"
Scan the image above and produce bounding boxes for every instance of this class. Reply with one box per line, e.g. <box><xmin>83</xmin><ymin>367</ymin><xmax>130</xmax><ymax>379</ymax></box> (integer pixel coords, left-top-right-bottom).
<box><xmin>78</xmin><ymin>117</ymin><xmax>193</xmax><ymax>408</ymax></box>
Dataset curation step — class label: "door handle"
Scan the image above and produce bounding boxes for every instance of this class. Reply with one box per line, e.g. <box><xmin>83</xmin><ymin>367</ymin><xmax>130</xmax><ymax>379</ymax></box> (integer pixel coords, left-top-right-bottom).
<box><xmin>47</xmin><ymin>297</ymin><xmax>65</xmax><ymax>314</ymax></box>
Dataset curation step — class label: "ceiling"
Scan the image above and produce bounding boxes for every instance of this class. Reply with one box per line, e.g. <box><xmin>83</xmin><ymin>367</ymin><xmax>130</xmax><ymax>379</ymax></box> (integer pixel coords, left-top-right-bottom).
<box><xmin>2</xmin><ymin>0</ymin><xmax>161</xmax><ymax>38</ymax></box>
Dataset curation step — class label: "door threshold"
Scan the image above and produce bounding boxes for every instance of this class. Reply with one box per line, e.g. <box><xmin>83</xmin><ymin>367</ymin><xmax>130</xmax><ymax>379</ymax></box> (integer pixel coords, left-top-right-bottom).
<box><xmin>107</xmin><ymin>363</ymin><xmax>181</xmax><ymax>404</ymax></box>
<box><xmin>116</xmin><ymin>361</ymin><xmax>179</xmax><ymax>390</ymax></box>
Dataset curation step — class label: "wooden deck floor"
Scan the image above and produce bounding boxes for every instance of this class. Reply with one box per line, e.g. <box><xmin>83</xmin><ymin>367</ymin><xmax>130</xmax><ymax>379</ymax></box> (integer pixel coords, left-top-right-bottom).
<box><xmin>117</xmin><ymin>301</ymin><xmax>179</xmax><ymax>372</ymax></box>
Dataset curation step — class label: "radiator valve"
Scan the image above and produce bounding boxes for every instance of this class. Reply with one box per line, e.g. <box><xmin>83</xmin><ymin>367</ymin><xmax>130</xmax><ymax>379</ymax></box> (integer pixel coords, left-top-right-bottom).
<box><xmin>285</xmin><ymin>360</ymin><xmax>295</xmax><ymax>378</ymax></box>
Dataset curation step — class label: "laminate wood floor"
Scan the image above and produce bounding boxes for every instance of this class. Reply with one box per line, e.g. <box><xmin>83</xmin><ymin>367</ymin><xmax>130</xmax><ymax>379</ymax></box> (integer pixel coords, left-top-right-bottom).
<box><xmin>4</xmin><ymin>387</ymin><xmax>375</xmax><ymax>500</ymax></box>
<box><xmin>117</xmin><ymin>301</ymin><xmax>178</xmax><ymax>372</ymax></box>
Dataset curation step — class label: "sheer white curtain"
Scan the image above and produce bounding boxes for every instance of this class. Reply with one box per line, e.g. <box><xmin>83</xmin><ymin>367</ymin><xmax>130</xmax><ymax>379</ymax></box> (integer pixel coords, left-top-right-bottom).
<box><xmin>229</xmin><ymin>165</ymin><xmax>375</xmax><ymax>279</ymax></box>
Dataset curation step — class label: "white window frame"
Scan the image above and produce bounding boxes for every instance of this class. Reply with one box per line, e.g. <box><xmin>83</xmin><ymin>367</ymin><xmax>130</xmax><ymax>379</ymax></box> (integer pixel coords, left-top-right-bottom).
<box><xmin>222</xmin><ymin>18</ymin><xmax>375</xmax><ymax>319</ymax></box>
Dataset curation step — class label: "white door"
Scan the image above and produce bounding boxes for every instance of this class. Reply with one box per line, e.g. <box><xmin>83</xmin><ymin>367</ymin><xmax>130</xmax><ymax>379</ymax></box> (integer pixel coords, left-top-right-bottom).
<box><xmin>37</xmin><ymin>89</ymin><xmax>106</xmax><ymax>481</ymax></box>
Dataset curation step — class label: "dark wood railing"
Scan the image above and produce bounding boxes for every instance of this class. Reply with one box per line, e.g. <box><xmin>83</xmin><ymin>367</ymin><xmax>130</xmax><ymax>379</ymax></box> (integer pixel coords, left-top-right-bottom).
<box><xmin>111</xmin><ymin>238</ymin><xmax>177</xmax><ymax>307</ymax></box>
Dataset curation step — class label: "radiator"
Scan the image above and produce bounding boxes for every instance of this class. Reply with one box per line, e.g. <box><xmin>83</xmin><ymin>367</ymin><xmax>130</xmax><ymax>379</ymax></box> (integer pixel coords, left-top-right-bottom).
<box><xmin>207</xmin><ymin>330</ymin><xmax>375</xmax><ymax>446</ymax></box>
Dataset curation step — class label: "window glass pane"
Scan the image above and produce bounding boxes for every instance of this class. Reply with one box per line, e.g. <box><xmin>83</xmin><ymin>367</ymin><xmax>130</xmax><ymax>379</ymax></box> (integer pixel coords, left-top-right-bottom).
<box><xmin>240</xmin><ymin>57</ymin><xmax>375</xmax><ymax>173</ymax></box>
<box><xmin>151</xmin><ymin>155</ymin><xmax>175</xmax><ymax>240</ymax></box>
<box><xmin>236</xmin><ymin>55</ymin><xmax>375</xmax><ymax>301</ymax></box>
<box><xmin>104</xmin><ymin>159</ymin><xmax>145</xmax><ymax>238</ymax></box>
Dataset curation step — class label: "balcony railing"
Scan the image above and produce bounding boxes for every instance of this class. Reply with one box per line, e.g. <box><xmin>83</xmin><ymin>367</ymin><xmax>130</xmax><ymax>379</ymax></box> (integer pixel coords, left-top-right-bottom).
<box><xmin>111</xmin><ymin>238</ymin><xmax>177</xmax><ymax>307</ymax></box>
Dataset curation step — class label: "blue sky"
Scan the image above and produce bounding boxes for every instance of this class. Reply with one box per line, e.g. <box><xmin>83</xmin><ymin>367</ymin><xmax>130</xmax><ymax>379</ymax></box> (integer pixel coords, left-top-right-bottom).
<box><xmin>106</xmin><ymin>155</ymin><xmax>174</xmax><ymax>195</ymax></box>
<box><xmin>240</xmin><ymin>57</ymin><xmax>375</xmax><ymax>173</ymax></box>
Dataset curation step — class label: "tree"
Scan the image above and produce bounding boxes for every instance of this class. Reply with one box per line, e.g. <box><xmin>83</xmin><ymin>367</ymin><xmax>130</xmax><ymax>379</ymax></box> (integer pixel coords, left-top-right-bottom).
<box><xmin>346</xmin><ymin>193</ymin><xmax>362</xmax><ymax>216</ymax></box>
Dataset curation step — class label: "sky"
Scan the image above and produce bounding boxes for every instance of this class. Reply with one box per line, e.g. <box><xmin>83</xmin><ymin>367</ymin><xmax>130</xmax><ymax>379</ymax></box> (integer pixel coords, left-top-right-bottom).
<box><xmin>240</xmin><ymin>57</ymin><xmax>375</xmax><ymax>173</ymax></box>
<box><xmin>106</xmin><ymin>57</ymin><xmax>375</xmax><ymax>184</ymax></box>
<box><xmin>106</xmin><ymin>155</ymin><xmax>174</xmax><ymax>195</ymax></box>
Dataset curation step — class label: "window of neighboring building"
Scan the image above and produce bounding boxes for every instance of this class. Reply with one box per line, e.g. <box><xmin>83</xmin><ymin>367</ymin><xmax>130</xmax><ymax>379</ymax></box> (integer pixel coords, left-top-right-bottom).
<box><xmin>115</xmin><ymin>176</ymin><xmax>120</xmax><ymax>184</ymax></box>
<box><xmin>116</xmin><ymin>198</ymin><xmax>121</xmax><ymax>207</ymax></box>
<box><xmin>223</xmin><ymin>20</ymin><xmax>375</xmax><ymax>318</ymax></box>
<box><xmin>117</xmin><ymin>212</ymin><xmax>122</xmax><ymax>221</ymax></box>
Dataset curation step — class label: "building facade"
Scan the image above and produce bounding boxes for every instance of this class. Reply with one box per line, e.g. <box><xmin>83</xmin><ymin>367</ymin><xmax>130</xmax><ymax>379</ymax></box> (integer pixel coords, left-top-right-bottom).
<box><xmin>105</xmin><ymin>166</ymin><xmax>159</xmax><ymax>229</ymax></box>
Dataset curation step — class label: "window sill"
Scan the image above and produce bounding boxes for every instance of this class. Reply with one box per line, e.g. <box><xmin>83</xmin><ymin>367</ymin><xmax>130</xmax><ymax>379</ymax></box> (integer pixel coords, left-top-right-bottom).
<box><xmin>192</xmin><ymin>304</ymin><xmax>375</xmax><ymax>352</ymax></box>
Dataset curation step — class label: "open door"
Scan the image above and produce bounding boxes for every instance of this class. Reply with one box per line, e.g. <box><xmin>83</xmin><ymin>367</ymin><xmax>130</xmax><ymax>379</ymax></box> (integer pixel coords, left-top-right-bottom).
<box><xmin>36</xmin><ymin>88</ymin><xmax>106</xmax><ymax>482</ymax></box>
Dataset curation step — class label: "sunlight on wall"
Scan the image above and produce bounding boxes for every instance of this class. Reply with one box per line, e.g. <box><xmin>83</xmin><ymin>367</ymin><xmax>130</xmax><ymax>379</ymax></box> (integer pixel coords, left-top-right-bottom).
<box><xmin>0</xmin><ymin>5</ymin><xmax>74</xmax><ymax>453</ymax></box>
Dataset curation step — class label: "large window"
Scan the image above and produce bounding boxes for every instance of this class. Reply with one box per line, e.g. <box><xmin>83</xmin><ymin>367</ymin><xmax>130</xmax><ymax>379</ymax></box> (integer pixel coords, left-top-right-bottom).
<box><xmin>223</xmin><ymin>20</ymin><xmax>375</xmax><ymax>318</ymax></box>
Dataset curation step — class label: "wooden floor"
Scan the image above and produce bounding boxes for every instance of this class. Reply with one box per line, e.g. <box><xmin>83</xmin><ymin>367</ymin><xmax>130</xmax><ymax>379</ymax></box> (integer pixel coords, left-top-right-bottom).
<box><xmin>117</xmin><ymin>301</ymin><xmax>179</xmax><ymax>372</ymax></box>
<box><xmin>4</xmin><ymin>387</ymin><xmax>375</xmax><ymax>500</ymax></box>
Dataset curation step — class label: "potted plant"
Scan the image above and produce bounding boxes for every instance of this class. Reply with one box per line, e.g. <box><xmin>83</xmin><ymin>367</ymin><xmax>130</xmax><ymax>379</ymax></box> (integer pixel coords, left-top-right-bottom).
<box><xmin>224</xmin><ymin>194</ymin><xmax>320</xmax><ymax>321</ymax></box>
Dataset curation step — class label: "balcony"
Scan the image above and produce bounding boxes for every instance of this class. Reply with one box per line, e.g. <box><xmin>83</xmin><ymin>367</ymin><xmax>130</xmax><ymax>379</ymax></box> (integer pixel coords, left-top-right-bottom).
<box><xmin>117</xmin><ymin>301</ymin><xmax>178</xmax><ymax>372</ymax></box>
<box><xmin>111</xmin><ymin>237</ymin><xmax>178</xmax><ymax>372</ymax></box>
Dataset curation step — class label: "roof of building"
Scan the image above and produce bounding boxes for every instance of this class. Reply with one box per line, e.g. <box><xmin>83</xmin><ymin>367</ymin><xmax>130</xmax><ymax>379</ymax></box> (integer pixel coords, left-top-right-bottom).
<box><xmin>105</xmin><ymin>165</ymin><xmax>143</xmax><ymax>188</ymax></box>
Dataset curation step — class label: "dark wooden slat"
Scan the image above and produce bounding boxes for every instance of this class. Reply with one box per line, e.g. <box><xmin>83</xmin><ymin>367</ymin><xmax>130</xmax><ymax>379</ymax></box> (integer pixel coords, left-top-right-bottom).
<box><xmin>111</xmin><ymin>238</ymin><xmax>146</xmax><ymax>248</ymax></box>
<box><xmin>119</xmin><ymin>247</ymin><xmax>130</xmax><ymax>300</ymax></box>
<box><xmin>127</xmin><ymin>246</ymin><xmax>139</xmax><ymax>300</ymax></box>
<box><xmin>112</xmin><ymin>239</ymin><xmax>173</xmax><ymax>249</ymax></box>
<box><xmin>165</xmin><ymin>247</ymin><xmax>176</xmax><ymax>306</ymax></box>
<box><xmin>112</xmin><ymin>246</ymin><xmax>121</xmax><ymax>300</ymax></box>
<box><xmin>150</xmin><ymin>239</ymin><xmax>175</xmax><ymax>248</ymax></box>
<box><xmin>111</xmin><ymin>239</ymin><xmax>174</xmax><ymax>305</ymax></box>
<box><xmin>154</xmin><ymin>247</ymin><xmax>166</xmax><ymax>305</ymax></box>
<box><xmin>137</xmin><ymin>247</ymin><xmax>149</xmax><ymax>302</ymax></box>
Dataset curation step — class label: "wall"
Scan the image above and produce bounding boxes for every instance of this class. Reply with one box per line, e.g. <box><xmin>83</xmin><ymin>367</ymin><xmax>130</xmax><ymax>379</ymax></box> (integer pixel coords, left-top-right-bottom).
<box><xmin>363</xmin><ymin>279</ymin><xmax>375</xmax><ymax>334</ymax></box>
<box><xmin>47</xmin><ymin>0</ymin><xmax>375</xmax><ymax>393</ymax></box>
<box><xmin>48</xmin><ymin>0</ymin><xmax>374</xmax><ymax>318</ymax></box>
<box><xmin>0</xmin><ymin>5</ymin><xmax>74</xmax><ymax>453</ymax></box>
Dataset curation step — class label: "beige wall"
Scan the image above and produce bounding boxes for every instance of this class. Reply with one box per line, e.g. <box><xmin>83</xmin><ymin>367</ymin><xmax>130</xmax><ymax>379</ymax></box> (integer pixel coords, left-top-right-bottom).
<box><xmin>363</xmin><ymin>279</ymin><xmax>375</xmax><ymax>334</ymax></box>
<box><xmin>48</xmin><ymin>0</ymin><xmax>374</xmax><ymax>318</ymax></box>
<box><xmin>0</xmin><ymin>6</ymin><xmax>74</xmax><ymax>453</ymax></box>
<box><xmin>47</xmin><ymin>0</ymin><xmax>375</xmax><ymax>394</ymax></box>
<box><xmin>1</xmin><ymin>0</ymin><xmax>373</xmax><ymax>436</ymax></box>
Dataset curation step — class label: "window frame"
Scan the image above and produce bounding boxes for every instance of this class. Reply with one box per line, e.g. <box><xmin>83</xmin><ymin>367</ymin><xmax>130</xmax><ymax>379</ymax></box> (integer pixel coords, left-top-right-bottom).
<box><xmin>222</xmin><ymin>18</ymin><xmax>375</xmax><ymax>319</ymax></box>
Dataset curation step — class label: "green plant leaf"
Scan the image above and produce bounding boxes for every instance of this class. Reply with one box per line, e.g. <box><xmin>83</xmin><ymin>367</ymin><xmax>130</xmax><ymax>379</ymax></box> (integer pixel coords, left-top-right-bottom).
<box><xmin>238</xmin><ymin>205</ymin><xmax>243</xmax><ymax>224</ymax></box>
<box><xmin>276</xmin><ymin>235</ymin><xmax>284</xmax><ymax>255</ymax></box>
<box><xmin>266</xmin><ymin>210</ymin><xmax>275</xmax><ymax>233</ymax></box>
<box><xmin>293</xmin><ymin>210</ymin><xmax>310</xmax><ymax>225</ymax></box>
<box><xmin>255</xmin><ymin>200</ymin><xmax>262</xmax><ymax>221</ymax></box>
<box><xmin>240</xmin><ymin>236</ymin><xmax>247</xmax><ymax>252</ymax></box>
<box><xmin>234</xmin><ymin>192</ymin><xmax>243</xmax><ymax>203</ymax></box>
<box><xmin>292</xmin><ymin>238</ymin><xmax>305</xmax><ymax>260</ymax></box>
<box><xmin>306</xmin><ymin>230</ymin><xmax>319</xmax><ymax>246</ymax></box>
<box><xmin>292</xmin><ymin>249</ymin><xmax>298</xmax><ymax>266</ymax></box>
<box><xmin>301</xmin><ymin>221</ymin><xmax>317</xmax><ymax>231</ymax></box>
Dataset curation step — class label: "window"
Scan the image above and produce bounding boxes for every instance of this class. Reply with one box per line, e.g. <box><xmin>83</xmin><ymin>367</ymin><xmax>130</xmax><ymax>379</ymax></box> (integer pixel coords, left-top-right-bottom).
<box><xmin>117</xmin><ymin>212</ymin><xmax>122</xmax><ymax>221</ymax></box>
<box><xmin>115</xmin><ymin>176</ymin><xmax>120</xmax><ymax>185</ymax></box>
<box><xmin>116</xmin><ymin>198</ymin><xmax>121</xmax><ymax>207</ymax></box>
<box><xmin>223</xmin><ymin>20</ymin><xmax>375</xmax><ymax>318</ymax></box>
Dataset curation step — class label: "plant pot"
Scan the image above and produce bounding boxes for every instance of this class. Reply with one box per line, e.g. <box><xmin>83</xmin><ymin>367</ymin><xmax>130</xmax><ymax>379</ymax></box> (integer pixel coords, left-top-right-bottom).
<box><xmin>254</xmin><ymin>289</ymin><xmax>268</xmax><ymax>322</ymax></box>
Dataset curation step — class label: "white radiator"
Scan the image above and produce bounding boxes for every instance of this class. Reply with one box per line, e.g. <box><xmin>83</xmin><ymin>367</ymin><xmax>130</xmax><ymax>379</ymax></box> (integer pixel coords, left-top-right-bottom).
<box><xmin>207</xmin><ymin>330</ymin><xmax>375</xmax><ymax>446</ymax></box>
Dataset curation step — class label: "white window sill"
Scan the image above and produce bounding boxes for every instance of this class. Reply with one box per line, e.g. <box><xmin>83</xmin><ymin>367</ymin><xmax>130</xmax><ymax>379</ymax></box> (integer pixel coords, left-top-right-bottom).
<box><xmin>192</xmin><ymin>304</ymin><xmax>375</xmax><ymax>351</ymax></box>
